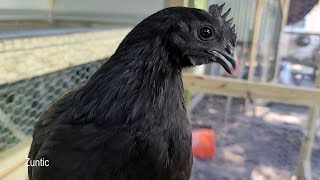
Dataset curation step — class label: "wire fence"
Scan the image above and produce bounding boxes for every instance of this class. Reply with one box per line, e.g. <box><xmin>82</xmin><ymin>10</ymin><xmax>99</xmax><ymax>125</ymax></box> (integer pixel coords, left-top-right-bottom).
<box><xmin>0</xmin><ymin>59</ymin><xmax>105</xmax><ymax>151</ymax></box>
<box><xmin>0</xmin><ymin>26</ymin><xmax>128</xmax><ymax>152</ymax></box>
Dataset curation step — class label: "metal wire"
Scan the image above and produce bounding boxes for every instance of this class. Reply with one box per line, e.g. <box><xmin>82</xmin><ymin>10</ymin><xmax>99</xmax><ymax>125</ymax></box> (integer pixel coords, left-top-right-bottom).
<box><xmin>0</xmin><ymin>59</ymin><xmax>104</xmax><ymax>151</ymax></box>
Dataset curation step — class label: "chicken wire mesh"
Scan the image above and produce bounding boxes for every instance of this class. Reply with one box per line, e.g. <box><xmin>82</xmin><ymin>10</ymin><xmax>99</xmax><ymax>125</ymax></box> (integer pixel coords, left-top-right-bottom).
<box><xmin>0</xmin><ymin>59</ymin><xmax>105</xmax><ymax>151</ymax></box>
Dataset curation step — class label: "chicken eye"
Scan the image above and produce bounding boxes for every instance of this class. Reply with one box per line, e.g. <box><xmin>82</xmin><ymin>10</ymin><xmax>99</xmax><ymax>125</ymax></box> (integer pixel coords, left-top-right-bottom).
<box><xmin>198</xmin><ymin>26</ymin><xmax>213</xmax><ymax>40</ymax></box>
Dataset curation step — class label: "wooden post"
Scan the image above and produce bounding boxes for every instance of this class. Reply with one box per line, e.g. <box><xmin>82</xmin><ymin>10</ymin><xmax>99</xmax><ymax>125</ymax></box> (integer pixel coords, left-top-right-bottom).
<box><xmin>295</xmin><ymin>46</ymin><xmax>320</xmax><ymax>180</ymax></box>
<box><xmin>272</xmin><ymin>0</ymin><xmax>291</xmax><ymax>82</ymax></box>
<box><xmin>0</xmin><ymin>140</ymin><xmax>31</xmax><ymax>179</ymax></box>
<box><xmin>247</xmin><ymin>0</ymin><xmax>267</xmax><ymax>81</ymax></box>
<box><xmin>245</xmin><ymin>0</ymin><xmax>267</xmax><ymax>113</ymax></box>
<box><xmin>295</xmin><ymin>106</ymin><xmax>319</xmax><ymax>180</ymax></box>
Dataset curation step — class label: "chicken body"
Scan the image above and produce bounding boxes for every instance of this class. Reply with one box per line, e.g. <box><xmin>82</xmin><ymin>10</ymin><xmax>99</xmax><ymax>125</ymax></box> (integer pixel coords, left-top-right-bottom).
<box><xmin>28</xmin><ymin>5</ymin><xmax>236</xmax><ymax>180</ymax></box>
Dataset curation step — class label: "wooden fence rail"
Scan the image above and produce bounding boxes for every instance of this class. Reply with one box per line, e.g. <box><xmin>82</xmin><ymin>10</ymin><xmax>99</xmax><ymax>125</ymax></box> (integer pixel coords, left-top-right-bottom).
<box><xmin>183</xmin><ymin>74</ymin><xmax>320</xmax><ymax>107</ymax></box>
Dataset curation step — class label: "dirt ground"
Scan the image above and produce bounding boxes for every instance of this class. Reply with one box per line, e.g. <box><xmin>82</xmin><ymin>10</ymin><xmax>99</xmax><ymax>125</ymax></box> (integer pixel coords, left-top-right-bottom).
<box><xmin>190</xmin><ymin>95</ymin><xmax>320</xmax><ymax>180</ymax></box>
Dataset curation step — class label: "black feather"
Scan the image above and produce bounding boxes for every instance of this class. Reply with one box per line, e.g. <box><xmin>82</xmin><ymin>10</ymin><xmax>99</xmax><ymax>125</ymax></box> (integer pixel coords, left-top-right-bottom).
<box><xmin>28</xmin><ymin>5</ymin><xmax>236</xmax><ymax>180</ymax></box>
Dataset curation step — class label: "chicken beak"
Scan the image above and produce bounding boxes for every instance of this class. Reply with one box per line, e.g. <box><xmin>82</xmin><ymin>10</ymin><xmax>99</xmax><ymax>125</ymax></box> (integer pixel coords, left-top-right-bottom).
<box><xmin>209</xmin><ymin>50</ymin><xmax>237</xmax><ymax>75</ymax></box>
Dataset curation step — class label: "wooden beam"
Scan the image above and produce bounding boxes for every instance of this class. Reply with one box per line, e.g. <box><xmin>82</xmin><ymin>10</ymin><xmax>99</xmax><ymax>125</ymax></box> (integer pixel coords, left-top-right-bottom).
<box><xmin>278</xmin><ymin>0</ymin><xmax>285</xmax><ymax>15</ymax></box>
<box><xmin>247</xmin><ymin>0</ymin><xmax>267</xmax><ymax>81</ymax></box>
<box><xmin>272</xmin><ymin>0</ymin><xmax>291</xmax><ymax>82</ymax></box>
<box><xmin>295</xmin><ymin>106</ymin><xmax>318</xmax><ymax>180</ymax></box>
<box><xmin>245</xmin><ymin>0</ymin><xmax>267</xmax><ymax>114</ymax></box>
<box><xmin>295</xmin><ymin>44</ymin><xmax>320</xmax><ymax>180</ymax></box>
<box><xmin>0</xmin><ymin>28</ymin><xmax>131</xmax><ymax>85</ymax></box>
<box><xmin>0</xmin><ymin>140</ymin><xmax>31</xmax><ymax>179</ymax></box>
<box><xmin>183</xmin><ymin>74</ymin><xmax>320</xmax><ymax>106</ymax></box>
<box><xmin>1</xmin><ymin>162</ymin><xmax>27</xmax><ymax>180</ymax></box>
<box><xmin>284</xmin><ymin>30</ymin><xmax>320</xmax><ymax>36</ymax></box>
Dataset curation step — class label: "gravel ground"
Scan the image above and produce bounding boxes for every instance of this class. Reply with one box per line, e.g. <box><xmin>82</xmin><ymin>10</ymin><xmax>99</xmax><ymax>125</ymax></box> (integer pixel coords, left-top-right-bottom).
<box><xmin>190</xmin><ymin>95</ymin><xmax>320</xmax><ymax>180</ymax></box>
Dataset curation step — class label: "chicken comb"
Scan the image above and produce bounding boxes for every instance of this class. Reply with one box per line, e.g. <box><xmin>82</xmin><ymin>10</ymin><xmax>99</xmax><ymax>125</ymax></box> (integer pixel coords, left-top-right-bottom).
<box><xmin>209</xmin><ymin>3</ymin><xmax>237</xmax><ymax>46</ymax></box>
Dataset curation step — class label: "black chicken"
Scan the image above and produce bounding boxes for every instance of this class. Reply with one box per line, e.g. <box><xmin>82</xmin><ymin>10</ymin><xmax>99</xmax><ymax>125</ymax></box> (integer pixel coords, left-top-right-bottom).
<box><xmin>28</xmin><ymin>4</ymin><xmax>237</xmax><ymax>180</ymax></box>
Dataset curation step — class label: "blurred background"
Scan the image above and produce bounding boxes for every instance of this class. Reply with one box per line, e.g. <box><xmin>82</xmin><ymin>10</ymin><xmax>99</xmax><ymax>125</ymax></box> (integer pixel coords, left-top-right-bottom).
<box><xmin>0</xmin><ymin>0</ymin><xmax>319</xmax><ymax>179</ymax></box>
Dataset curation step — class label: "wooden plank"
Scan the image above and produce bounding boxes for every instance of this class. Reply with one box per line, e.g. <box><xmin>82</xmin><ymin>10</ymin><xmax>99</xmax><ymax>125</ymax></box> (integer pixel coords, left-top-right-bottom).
<box><xmin>295</xmin><ymin>106</ymin><xmax>318</xmax><ymax>180</ymax></box>
<box><xmin>272</xmin><ymin>0</ymin><xmax>291</xmax><ymax>82</ymax></box>
<box><xmin>0</xmin><ymin>28</ymin><xmax>130</xmax><ymax>52</ymax></box>
<box><xmin>295</xmin><ymin>43</ymin><xmax>320</xmax><ymax>180</ymax></box>
<box><xmin>0</xmin><ymin>139</ymin><xmax>31</xmax><ymax>179</ymax></box>
<box><xmin>0</xmin><ymin>28</ymin><xmax>131</xmax><ymax>85</ymax></box>
<box><xmin>284</xmin><ymin>30</ymin><xmax>320</xmax><ymax>36</ymax></box>
<box><xmin>183</xmin><ymin>74</ymin><xmax>320</xmax><ymax>106</ymax></box>
<box><xmin>1</xmin><ymin>162</ymin><xmax>27</xmax><ymax>180</ymax></box>
<box><xmin>245</xmin><ymin>0</ymin><xmax>267</xmax><ymax>114</ymax></box>
<box><xmin>247</xmin><ymin>0</ymin><xmax>266</xmax><ymax>81</ymax></box>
